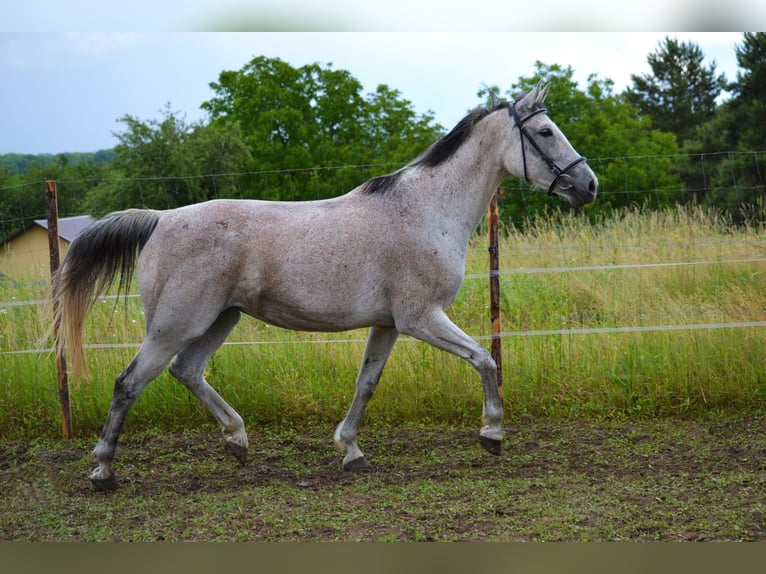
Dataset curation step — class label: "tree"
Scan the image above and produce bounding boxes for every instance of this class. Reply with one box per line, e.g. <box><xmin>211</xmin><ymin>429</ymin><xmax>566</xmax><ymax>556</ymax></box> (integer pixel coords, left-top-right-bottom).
<box><xmin>0</xmin><ymin>165</ymin><xmax>28</xmax><ymax>242</ymax></box>
<box><xmin>624</xmin><ymin>36</ymin><xmax>726</xmax><ymax>148</ymax></box>
<box><xmin>363</xmin><ymin>84</ymin><xmax>441</xmax><ymax>164</ymax></box>
<box><xmin>184</xmin><ymin>120</ymin><xmax>252</xmax><ymax>200</ymax></box>
<box><xmin>726</xmin><ymin>33</ymin><xmax>766</xmax><ymax>152</ymax></box>
<box><xmin>497</xmin><ymin>62</ymin><xmax>681</xmax><ymax>223</ymax></box>
<box><xmin>79</xmin><ymin>106</ymin><xmax>251</xmax><ymax>214</ymax></box>
<box><xmin>0</xmin><ymin>152</ymin><xmax>115</xmax><ymax>242</ymax></box>
<box><xmin>201</xmin><ymin>56</ymin><xmax>442</xmax><ymax>200</ymax></box>
<box><xmin>688</xmin><ymin>33</ymin><xmax>766</xmax><ymax>219</ymax></box>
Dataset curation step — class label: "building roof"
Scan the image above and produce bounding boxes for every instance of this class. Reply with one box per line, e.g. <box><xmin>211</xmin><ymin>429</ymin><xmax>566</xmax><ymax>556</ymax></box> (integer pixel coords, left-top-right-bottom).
<box><xmin>32</xmin><ymin>215</ymin><xmax>96</xmax><ymax>243</ymax></box>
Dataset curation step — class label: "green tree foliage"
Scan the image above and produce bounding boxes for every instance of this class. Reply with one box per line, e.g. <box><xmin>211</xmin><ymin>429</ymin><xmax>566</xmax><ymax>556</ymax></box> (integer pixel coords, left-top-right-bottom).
<box><xmin>497</xmin><ymin>62</ymin><xmax>681</xmax><ymax>223</ymax></box>
<box><xmin>0</xmin><ymin>150</ymin><xmax>113</xmax><ymax>176</ymax></box>
<box><xmin>684</xmin><ymin>33</ymin><xmax>766</xmax><ymax>220</ymax></box>
<box><xmin>0</xmin><ymin>154</ymin><xmax>113</xmax><ymax>241</ymax></box>
<box><xmin>625</xmin><ymin>36</ymin><xmax>726</xmax><ymax>148</ymax></box>
<box><xmin>0</xmin><ymin>165</ymin><xmax>23</xmax><ymax>242</ymax></box>
<box><xmin>730</xmin><ymin>33</ymin><xmax>766</xmax><ymax>106</ymax></box>
<box><xmin>201</xmin><ymin>56</ymin><xmax>443</xmax><ymax>200</ymax></box>
<box><xmin>0</xmin><ymin>150</ymin><xmax>115</xmax><ymax>241</ymax></box>
<box><xmin>363</xmin><ymin>84</ymin><xmax>443</xmax><ymax>163</ymax></box>
<box><xmin>3</xmin><ymin>45</ymin><xmax>763</xmax><ymax>231</ymax></box>
<box><xmin>78</xmin><ymin>106</ymin><xmax>252</xmax><ymax>215</ymax></box>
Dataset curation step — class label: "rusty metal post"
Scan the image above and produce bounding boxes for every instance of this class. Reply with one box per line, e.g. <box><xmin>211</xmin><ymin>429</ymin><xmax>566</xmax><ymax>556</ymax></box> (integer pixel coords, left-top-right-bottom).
<box><xmin>45</xmin><ymin>180</ymin><xmax>73</xmax><ymax>439</ymax></box>
<box><xmin>488</xmin><ymin>189</ymin><xmax>503</xmax><ymax>399</ymax></box>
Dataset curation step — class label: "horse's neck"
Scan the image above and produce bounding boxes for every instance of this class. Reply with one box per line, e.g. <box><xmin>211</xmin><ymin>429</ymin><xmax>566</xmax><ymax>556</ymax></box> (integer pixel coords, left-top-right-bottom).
<box><xmin>413</xmin><ymin>118</ymin><xmax>510</xmax><ymax>237</ymax></box>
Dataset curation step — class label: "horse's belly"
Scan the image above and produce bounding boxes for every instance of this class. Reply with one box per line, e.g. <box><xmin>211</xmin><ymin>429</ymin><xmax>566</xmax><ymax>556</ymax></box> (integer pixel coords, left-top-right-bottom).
<box><xmin>239</xmin><ymin>291</ymin><xmax>393</xmax><ymax>333</ymax></box>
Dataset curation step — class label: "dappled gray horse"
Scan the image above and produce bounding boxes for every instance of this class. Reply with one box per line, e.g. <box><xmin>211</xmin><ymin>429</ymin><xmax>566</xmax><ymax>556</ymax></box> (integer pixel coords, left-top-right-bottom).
<box><xmin>54</xmin><ymin>83</ymin><xmax>597</xmax><ymax>490</ymax></box>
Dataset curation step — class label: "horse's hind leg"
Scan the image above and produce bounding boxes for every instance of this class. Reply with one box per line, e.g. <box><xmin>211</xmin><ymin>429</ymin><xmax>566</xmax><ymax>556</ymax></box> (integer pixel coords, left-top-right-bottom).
<box><xmin>168</xmin><ymin>308</ymin><xmax>248</xmax><ymax>464</ymax></box>
<box><xmin>334</xmin><ymin>326</ymin><xmax>399</xmax><ymax>470</ymax></box>
<box><xmin>91</xmin><ymin>342</ymin><xmax>178</xmax><ymax>491</ymax></box>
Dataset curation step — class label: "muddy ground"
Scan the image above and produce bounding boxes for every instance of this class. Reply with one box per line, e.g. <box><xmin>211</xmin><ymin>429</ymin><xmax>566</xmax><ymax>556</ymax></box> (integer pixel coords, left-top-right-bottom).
<box><xmin>1</xmin><ymin>417</ymin><xmax>764</xmax><ymax>541</ymax></box>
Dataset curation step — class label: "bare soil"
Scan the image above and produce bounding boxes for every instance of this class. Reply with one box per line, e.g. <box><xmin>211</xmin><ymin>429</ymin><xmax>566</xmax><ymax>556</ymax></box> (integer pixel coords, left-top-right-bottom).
<box><xmin>1</xmin><ymin>417</ymin><xmax>764</xmax><ymax>541</ymax></box>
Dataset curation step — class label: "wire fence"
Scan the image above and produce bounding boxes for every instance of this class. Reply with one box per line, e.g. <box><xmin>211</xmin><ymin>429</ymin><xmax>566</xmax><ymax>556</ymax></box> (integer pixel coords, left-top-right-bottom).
<box><xmin>2</xmin><ymin>260</ymin><xmax>765</xmax><ymax>355</ymax></box>
<box><xmin>2</xmin><ymin>150</ymin><xmax>765</xmax><ymax>225</ymax></box>
<box><xmin>2</xmin><ymin>154</ymin><xmax>765</xmax><ymax>358</ymax></box>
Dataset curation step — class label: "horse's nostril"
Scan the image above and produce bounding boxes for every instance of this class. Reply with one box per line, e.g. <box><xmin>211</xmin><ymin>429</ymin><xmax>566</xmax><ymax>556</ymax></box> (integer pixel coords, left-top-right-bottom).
<box><xmin>589</xmin><ymin>179</ymin><xmax>597</xmax><ymax>194</ymax></box>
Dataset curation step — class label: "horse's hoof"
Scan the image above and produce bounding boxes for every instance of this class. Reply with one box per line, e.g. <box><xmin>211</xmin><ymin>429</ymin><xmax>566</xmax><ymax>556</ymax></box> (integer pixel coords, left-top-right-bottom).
<box><xmin>343</xmin><ymin>456</ymin><xmax>371</xmax><ymax>471</ymax></box>
<box><xmin>479</xmin><ymin>435</ymin><xmax>503</xmax><ymax>456</ymax></box>
<box><xmin>91</xmin><ymin>474</ymin><xmax>118</xmax><ymax>492</ymax></box>
<box><xmin>225</xmin><ymin>441</ymin><xmax>248</xmax><ymax>465</ymax></box>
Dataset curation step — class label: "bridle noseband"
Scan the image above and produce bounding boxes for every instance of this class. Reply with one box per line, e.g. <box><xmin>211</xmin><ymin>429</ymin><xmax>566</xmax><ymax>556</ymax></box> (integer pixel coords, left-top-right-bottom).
<box><xmin>507</xmin><ymin>101</ymin><xmax>586</xmax><ymax>195</ymax></box>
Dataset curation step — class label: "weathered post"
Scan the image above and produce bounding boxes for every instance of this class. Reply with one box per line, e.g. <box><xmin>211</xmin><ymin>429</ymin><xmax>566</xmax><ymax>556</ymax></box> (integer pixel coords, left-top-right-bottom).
<box><xmin>45</xmin><ymin>180</ymin><xmax>73</xmax><ymax>439</ymax></box>
<box><xmin>488</xmin><ymin>188</ymin><xmax>503</xmax><ymax>399</ymax></box>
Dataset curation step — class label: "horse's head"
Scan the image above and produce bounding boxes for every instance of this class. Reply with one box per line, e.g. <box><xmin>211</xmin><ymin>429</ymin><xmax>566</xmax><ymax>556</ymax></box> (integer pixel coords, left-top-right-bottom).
<box><xmin>504</xmin><ymin>82</ymin><xmax>598</xmax><ymax>208</ymax></box>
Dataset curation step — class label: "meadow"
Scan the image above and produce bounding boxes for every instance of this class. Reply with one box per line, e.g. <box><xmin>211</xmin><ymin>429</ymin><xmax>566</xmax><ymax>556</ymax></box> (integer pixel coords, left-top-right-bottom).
<box><xmin>1</xmin><ymin>205</ymin><xmax>764</xmax><ymax>439</ymax></box>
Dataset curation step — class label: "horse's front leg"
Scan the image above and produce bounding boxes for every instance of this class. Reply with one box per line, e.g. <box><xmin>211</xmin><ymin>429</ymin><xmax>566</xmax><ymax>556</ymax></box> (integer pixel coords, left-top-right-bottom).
<box><xmin>402</xmin><ymin>309</ymin><xmax>503</xmax><ymax>455</ymax></box>
<box><xmin>334</xmin><ymin>326</ymin><xmax>399</xmax><ymax>469</ymax></box>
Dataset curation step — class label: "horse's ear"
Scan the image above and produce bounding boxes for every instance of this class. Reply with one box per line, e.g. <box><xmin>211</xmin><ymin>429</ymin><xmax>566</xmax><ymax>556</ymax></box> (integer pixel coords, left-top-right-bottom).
<box><xmin>537</xmin><ymin>82</ymin><xmax>550</xmax><ymax>103</ymax></box>
<box><xmin>517</xmin><ymin>81</ymin><xmax>549</xmax><ymax>106</ymax></box>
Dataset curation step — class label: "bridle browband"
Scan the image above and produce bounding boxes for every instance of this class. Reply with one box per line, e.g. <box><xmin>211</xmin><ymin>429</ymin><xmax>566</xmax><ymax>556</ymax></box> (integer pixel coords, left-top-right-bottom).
<box><xmin>507</xmin><ymin>100</ymin><xmax>587</xmax><ymax>195</ymax></box>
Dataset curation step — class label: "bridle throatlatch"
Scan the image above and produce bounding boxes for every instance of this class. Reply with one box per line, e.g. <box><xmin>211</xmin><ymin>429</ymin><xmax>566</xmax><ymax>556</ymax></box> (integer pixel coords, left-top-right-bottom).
<box><xmin>508</xmin><ymin>101</ymin><xmax>587</xmax><ymax>195</ymax></box>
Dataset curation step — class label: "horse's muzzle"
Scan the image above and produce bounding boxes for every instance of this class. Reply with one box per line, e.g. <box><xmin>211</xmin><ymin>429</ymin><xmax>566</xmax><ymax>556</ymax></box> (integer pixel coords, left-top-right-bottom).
<box><xmin>559</xmin><ymin>173</ymin><xmax>598</xmax><ymax>208</ymax></box>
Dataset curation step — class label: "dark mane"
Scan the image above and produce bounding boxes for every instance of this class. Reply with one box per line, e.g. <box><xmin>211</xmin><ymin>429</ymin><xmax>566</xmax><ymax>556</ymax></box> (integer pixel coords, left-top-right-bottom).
<box><xmin>359</xmin><ymin>171</ymin><xmax>405</xmax><ymax>195</ymax></box>
<box><xmin>413</xmin><ymin>100</ymin><xmax>510</xmax><ymax>169</ymax></box>
<box><xmin>361</xmin><ymin>95</ymin><xmax>514</xmax><ymax>195</ymax></box>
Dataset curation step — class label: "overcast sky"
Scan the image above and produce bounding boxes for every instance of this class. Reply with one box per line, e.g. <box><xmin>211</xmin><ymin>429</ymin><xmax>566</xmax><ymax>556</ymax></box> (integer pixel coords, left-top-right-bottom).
<box><xmin>0</xmin><ymin>29</ymin><xmax>751</xmax><ymax>154</ymax></box>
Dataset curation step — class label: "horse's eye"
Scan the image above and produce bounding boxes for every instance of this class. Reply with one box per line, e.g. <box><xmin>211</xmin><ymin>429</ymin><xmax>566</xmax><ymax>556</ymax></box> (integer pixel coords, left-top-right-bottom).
<box><xmin>539</xmin><ymin>128</ymin><xmax>553</xmax><ymax>137</ymax></box>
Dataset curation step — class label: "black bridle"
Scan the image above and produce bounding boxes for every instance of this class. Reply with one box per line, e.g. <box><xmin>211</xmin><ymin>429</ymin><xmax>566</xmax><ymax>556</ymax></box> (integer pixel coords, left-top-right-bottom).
<box><xmin>507</xmin><ymin>101</ymin><xmax>587</xmax><ymax>195</ymax></box>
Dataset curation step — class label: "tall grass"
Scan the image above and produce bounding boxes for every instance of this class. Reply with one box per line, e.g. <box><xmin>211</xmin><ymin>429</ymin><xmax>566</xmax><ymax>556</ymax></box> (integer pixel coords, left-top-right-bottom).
<box><xmin>1</xmin><ymin>206</ymin><xmax>764</xmax><ymax>438</ymax></box>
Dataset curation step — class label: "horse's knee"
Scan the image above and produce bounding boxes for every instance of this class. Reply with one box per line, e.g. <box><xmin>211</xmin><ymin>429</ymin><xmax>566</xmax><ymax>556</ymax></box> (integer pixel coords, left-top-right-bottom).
<box><xmin>473</xmin><ymin>349</ymin><xmax>497</xmax><ymax>378</ymax></box>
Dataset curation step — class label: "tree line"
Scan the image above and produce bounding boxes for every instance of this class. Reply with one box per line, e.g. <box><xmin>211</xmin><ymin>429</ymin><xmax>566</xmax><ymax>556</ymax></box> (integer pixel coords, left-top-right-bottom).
<box><xmin>1</xmin><ymin>33</ymin><xmax>764</xmax><ymax>237</ymax></box>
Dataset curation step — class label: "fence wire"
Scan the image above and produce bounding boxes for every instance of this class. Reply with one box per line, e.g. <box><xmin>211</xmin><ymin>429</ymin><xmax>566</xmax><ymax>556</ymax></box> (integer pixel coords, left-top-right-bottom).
<box><xmin>2</xmin><ymin>155</ymin><xmax>764</xmax><ymax>356</ymax></box>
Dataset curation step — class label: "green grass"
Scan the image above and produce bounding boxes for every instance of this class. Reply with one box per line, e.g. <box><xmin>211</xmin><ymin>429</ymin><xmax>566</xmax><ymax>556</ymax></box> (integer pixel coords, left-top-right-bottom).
<box><xmin>1</xmin><ymin>206</ymin><xmax>765</xmax><ymax>439</ymax></box>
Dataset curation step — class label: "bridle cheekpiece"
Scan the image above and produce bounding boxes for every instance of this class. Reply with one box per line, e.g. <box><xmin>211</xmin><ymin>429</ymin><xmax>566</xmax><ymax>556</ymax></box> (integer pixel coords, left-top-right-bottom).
<box><xmin>507</xmin><ymin>100</ymin><xmax>586</xmax><ymax>195</ymax></box>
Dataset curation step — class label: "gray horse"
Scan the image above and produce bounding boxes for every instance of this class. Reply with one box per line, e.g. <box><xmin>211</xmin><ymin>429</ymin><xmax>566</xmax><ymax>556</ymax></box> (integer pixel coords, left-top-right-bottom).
<box><xmin>53</xmin><ymin>83</ymin><xmax>597</xmax><ymax>490</ymax></box>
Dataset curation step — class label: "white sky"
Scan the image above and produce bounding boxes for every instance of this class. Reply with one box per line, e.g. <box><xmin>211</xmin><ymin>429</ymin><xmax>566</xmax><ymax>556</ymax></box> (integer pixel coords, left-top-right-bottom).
<box><xmin>0</xmin><ymin>4</ymin><xmax>753</xmax><ymax>155</ymax></box>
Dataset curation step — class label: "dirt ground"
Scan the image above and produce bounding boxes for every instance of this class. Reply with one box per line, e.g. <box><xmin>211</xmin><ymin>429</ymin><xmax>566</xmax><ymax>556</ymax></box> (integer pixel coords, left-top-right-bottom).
<box><xmin>1</xmin><ymin>417</ymin><xmax>765</xmax><ymax>541</ymax></box>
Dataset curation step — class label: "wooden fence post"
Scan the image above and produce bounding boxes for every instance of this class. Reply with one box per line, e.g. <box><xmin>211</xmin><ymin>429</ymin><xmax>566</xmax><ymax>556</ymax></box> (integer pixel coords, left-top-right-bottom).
<box><xmin>488</xmin><ymin>188</ymin><xmax>503</xmax><ymax>399</ymax></box>
<box><xmin>45</xmin><ymin>180</ymin><xmax>73</xmax><ymax>439</ymax></box>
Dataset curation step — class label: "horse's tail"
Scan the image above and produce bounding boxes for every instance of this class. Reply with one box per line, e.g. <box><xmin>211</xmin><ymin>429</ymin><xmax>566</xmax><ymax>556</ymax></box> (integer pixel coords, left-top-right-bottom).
<box><xmin>52</xmin><ymin>209</ymin><xmax>161</xmax><ymax>380</ymax></box>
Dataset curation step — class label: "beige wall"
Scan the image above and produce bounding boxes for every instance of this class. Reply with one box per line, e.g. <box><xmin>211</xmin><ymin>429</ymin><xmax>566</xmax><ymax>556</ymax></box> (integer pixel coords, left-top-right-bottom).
<box><xmin>0</xmin><ymin>227</ymin><xmax>69</xmax><ymax>280</ymax></box>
